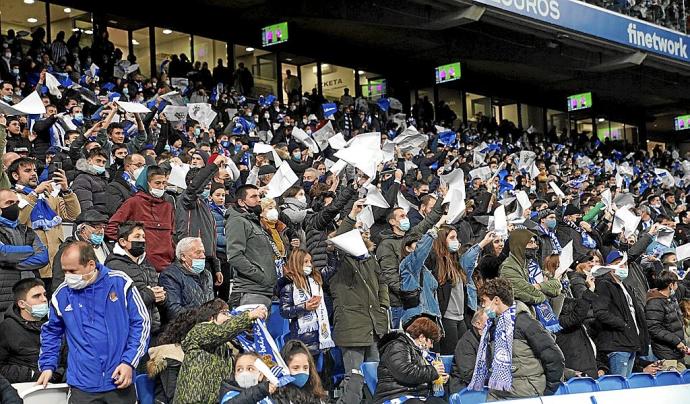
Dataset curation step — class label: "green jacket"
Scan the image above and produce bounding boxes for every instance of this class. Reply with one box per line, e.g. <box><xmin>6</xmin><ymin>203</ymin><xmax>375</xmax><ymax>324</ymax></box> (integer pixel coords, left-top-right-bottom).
<box><xmin>174</xmin><ymin>312</ymin><xmax>253</xmax><ymax>404</ymax></box>
<box><xmin>331</xmin><ymin>216</ymin><xmax>390</xmax><ymax>347</ymax></box>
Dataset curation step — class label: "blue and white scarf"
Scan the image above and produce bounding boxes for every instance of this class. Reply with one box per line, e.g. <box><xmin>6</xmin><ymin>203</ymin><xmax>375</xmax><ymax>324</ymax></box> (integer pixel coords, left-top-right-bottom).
<box><xmin>527</xmin><ymin>259</ymin><xmax>563</xmax><ymax>333</ymax></box>
<box><xmin>292</xmin><ymin>277</ymin><xmax>335</xmax><ymax>350</ymax></box>
<box><xmin>563</xmin><ymin>219</ymin><xmax>597</xmax><ymax>249</ymax></box>
<box><xmin>221</xmin><ymin>390</ymin><xmax>273</xmax><ymax>404</ymax></box>
<box><xmin>122</xmin><ymin>172</ymin><xmax>138</xmax><ymax>193</ymax></box>
<box><xmin>537</xmin><ymin>225</ymin><xmax>562</xmax><ymax>254</ymax></box>
<box><xmin>469</xmin><ymin>304</ymin><xmax>516</xmax><ymax>392</ymax></box>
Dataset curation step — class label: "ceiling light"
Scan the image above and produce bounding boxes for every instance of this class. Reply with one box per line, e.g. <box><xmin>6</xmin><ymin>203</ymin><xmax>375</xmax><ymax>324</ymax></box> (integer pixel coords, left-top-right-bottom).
<box><xmin>321</xmin><ymin>63</ymin><xmax>329</xmax><ymax>68</ymax></box>
<box><xmin>162</xmin><ymin>29</ymin><xmax>172</xmax><ymax>35</ymax></box>
<box><xmin>64</xmin><ymin>8</ymin><xmax>71</xmax><ymax>13</ymax></box>
<box><xmin>597</xmin><ymin>117</ymin><xmax>605</xmax><ymax>122</ymax></box>
<box><xmin>27</xmin><ymin>17</ymin><xmax>38</xmax><ymax>23</ymax></box>
<box><xmin>72</xmin><ymin>28</ymin><xmax>80</xmax><ymax>32</ymax></box>
<box><xmin>84</xmin><ymin>29</ymin><xmax>93</xmax><ymax>35</ymax></box>
<box><xmin>24</xmin><ymin>0</ymin><xmax>35</xmax><ymax>4</ymax></box>
<box><xmin>285</xmin><ymin>58</ymin><xmax>293</xmax><ymax>62</ymax></box>
<box><xmin>132</xmin><ymin>39</ymin><xmax>140</xmax><ymax>45</ymax></box>
<box><xmin>245</xmin><ymin>47</ymin><xmax>255</xmax><ymax>52</ymax></box>
<box><xmin>358</xmin><ymin>70</ymin><xmax>365</xmax><ymax>75</ymax></box>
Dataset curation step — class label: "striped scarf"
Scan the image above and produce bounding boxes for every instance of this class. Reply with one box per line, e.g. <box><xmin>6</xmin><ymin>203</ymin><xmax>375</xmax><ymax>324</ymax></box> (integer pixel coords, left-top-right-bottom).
<box><xmin>563</xmin><ymin>219</ymin><xmax>597</xmax><ymax>249</ymax></box>
<box><xmin>469</xmin><ymin>304</ymin><xmax>516</xmax><ymax>392</ymax></box>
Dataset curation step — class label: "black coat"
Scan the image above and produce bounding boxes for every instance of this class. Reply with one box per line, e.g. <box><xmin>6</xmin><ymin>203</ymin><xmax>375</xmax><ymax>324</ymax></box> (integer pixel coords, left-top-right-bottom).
<box><xmin>449</xmin><ymin>327</ymin><xmax>480</xmax><ymax>394</ymax></box>
<box><xmin>556</xmin><ymin>293</ymin><xmax>597</xmax><ymax>378</ymax></box>
<box><xmin>72</xmin><ymin>169</ymin><xmax>110</xmax><ymax>214</ymax></box>
<box><xmin>593</xmin><ymin>275</ymin><xmax>649</xmax><ymax>354</ymax></box>
<box><xmin>0</xmin><ymin>305</ymin><xmax>45</xmax><ymax>383</ymax></box>
<box><xmin>104</xmin><ymin>173</ymin><xmax>135</xmax><ymax>216</ymax></box>
<box><xmin>645</xmin><ymin>290</ymin><xmax>685</xmax><ymax>360</ymax></box>
<box><xmin>0</xmin><ymin>373</ymin><xmax>21</xmax><ymax>404</ymax></box>
<box><xmin>374</xmin><ymin>331</ymin><xmax>439</xmax><ymax>404</ymax></box>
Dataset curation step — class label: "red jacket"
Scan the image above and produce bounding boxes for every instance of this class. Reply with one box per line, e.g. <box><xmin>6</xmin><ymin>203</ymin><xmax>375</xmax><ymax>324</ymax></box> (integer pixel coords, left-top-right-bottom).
<box><xmin>106</xmin><ymin>191</ymin><xmax>175</xmax><ymax>272</ymax></box>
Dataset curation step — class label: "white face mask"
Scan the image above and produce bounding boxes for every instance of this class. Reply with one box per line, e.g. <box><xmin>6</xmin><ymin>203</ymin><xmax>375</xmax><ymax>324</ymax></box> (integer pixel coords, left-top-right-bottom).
<box><xmin>235</xmin><ymin>371</ymin><xmax>260</xmax><ymax>389</ymax></box>
<box><xmin>265</xmin><ymin>208</ymin><xmax>279</xmax><ymax>222</ymax></box>
<box><xmin>132</xmin><ymin>167</ymin><xmax>144</xmax><ymax>181</ymax></box>
<box><xmin>296</xmin><ymin>195</ymin><xmax>307</xmax><ymax>204</ymax></box>
<box><xmin>150</xmin><ymin>188</ymin><xmax>165</xmax><ymax>198</ymax></box>
<box><xmin>65</xmin><ymin>270</ymin><xmax>95</xmax><ymax>290</ymax></box>
<box><xmin>303</xmin><ymin>266</ymin><xmax>312</xmax><ymax>276</ymax></box>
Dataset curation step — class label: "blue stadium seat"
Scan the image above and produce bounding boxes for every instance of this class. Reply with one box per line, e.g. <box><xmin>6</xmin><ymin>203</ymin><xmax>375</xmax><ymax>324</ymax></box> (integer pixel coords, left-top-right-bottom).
<box><xmin>682</xmin><ymin>369</ymin><xmax>690</xmax><ymax>384</ymax></box>
<box><xmin>449</xmin><ymin>392</ymin><xmax>461</xmax><ymax>404</ymax></box>
<box><xmin>554</xmin><ymin>383</ymin><xmax>568</xmax><ymax>395</ymax></box>
<box><xmin>135</xmin><ymin>373</ymin><xmax>155</xmax><ymax>404</ymax></box>
<box><xmin>329</xmin><ymin>347</ymin><xmax>345</xmax><ymax>385</ymax></box>
<box><xmin>440</xmin><ymin>355</ymin><xmax>454</xmax><ymax>373</ymax></box>
<box><xmin>450</xmin><ymin>387</ymin><xmax>488</xmax><ymax>404</ymax></box>
<box><xmin>267</xmin><ymin>302</ymin><xmax>289</xmax><ymax>338</ymax></box>
<box><xmin>276</xmin><ymin>332</ymin><xmax>289</xmax><ymax>349</ymax></box>
<box><xmin>597</xmin><ymin>374</ymin><xmax>627</xmax><ymax>391</ymax></box>
<box><xmin>361</xmin><ymin>362</ymin><xmax>379</xmax><ymax>396</ymax></box>
<box><xmin>626</xmin><ymin>373</ymin><xmax>655</xmax><ymax>388</ymax></box>
<box><xmin>655</xmin><ymin>371</ymin><xmax>683</xmax><ymax>386</ymax></box>
<box><xmin>565</xmin><ymin>377</ymin><xmax>599</xmax><ymax>393</ymax></box>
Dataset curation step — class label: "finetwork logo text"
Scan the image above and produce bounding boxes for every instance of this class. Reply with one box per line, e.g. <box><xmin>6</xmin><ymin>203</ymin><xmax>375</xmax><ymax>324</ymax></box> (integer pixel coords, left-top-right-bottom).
<box><xmin>627</xmin><ymin>23</ymin><xmax>688</xmax><ymax>59</ymax></box>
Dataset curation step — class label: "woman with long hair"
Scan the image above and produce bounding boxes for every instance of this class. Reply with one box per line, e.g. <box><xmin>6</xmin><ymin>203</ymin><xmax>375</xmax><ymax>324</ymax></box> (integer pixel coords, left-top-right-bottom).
<box><xmin>277</xmin><ymin>249</ymin><xmax>335</xmax><ymax>356</ymax></box>
<box><xmin>271</xmin><ymin>340</ymin><xmax>328</xmax><ymax>404</ymax></box>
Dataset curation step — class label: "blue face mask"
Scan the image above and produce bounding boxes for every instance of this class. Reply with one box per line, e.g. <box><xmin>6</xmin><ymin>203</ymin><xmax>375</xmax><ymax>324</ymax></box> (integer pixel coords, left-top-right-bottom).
<box><xmin>398</xmin><ymin>218</ymin><xmax>411</xmax><ymax>232</ymax></box>
<box><xmin>194</xmin><ymin>127</ymin><xmax>201</xmax><ymax>136</ymax></box>
<box><xmin>234</xmin><ymin>144</ymin><xmax>242</xmax><ymax>153</ymax></box>
<box><xmin>28</xmin><ymin>303</ymin><xmax>49</xmax><ymax>318</ymax></box>
<box><xmin>290</xmin><ymin>372</ymin><xmax>310</xmax><ymax>388</ymax></box>
<box><xmin>91</xmin><ymin>164</ymin><xmax>106</xmax><ymax>175</ymax></box>
<box><xmin>221</xmin><ymin>140</ymin><xmax>230</xmax><ymax>148</ymax></box>
<box><xmin>73</xmin><ymin>113</ymin><xmax>84</xmax><ymax>122</ymax></box>
<box><xmin>484</xmin><ymin>305</ymin><xmax>497</xmax><ymax>319</ymax></box>
<box><xmin>545</xmin><ymin>218</ymin><xmax>557</xmax><ymax>230</ymax></box>
<box><xmin>90</xmin><ymin>233</ymin><xmax>104</xmax><ymax>245</ymax></box>
<box><xmin>302</xmin><ymin>180</ymin><xmax>313</xmax><ymax>191</ymax></box>
<box><xmin>293</xmin><ymin>153</ymin><xmax>302</xmax><ymax>162</ymax></box>
<box><xmin>201</xmin><ymin>189</ymin><xmax>210</xmax><ymax>199</ymax></box>
<box><xmin>191</xmin><ymin>258</ymin><xmax>205</xmax><ymax>274</ymax></box>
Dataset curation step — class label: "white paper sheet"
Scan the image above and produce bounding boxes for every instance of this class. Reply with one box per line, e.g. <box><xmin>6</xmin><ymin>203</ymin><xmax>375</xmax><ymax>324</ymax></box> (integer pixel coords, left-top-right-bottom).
<box><xmin>267</xmin><ymin>163</ymin><xmax>299</xmax><ymax>198</ymax></box>
<box><xmin>330</xmin><ymin>229</ymin><xmax>368</xmax><ymax>257</ymax></box>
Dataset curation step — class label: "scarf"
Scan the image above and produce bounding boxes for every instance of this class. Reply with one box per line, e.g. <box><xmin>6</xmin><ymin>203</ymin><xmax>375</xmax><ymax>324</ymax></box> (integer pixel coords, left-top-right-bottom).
<box><xmin>221</xmin><ymin>391</ymin><xmax>273</xmax><ymax>404</ymax></box>
<box><xmin>563</xmin><ymin>219</ymin><xmax>597</xmax><ymax>249</ymax></box>
<box><xmin>16</xmin><ymin>185</ymin><xmax>62</xmax><ymax>230</ymax></box>
<box><xmin>261</xmin><ymin>218</ymin><xmax>286</xmax><ymax>257</ymax></box>
<box><xmin>537</xmin><ymin>224</ymin><xmax>562</xmax><ymax>254</ymax></box>
<box><xmin>469</xmin><ymin>304</ymin><xmax>516</xmax><ymax>392</ymax></box>
<box><xmin>292</xmin><ymin>277</ymin><xmax>335</xmax><ymax>350</ymax></box>
<box><xmin>122</xmin><ymin>172</ymin><xmax>138</xmax><ymax>193</ymax></box>
<box><xmin>527</xmin><ymin>259</ymin><xmax>563</xmax><ymax>333</ymax></box>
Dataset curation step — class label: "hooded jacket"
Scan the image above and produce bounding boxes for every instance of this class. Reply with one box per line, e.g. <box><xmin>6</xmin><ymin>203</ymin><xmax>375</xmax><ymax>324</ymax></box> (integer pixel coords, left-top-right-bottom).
<box><xmin>72</xmin><ymin>160</ymin><xmax>110</xmax><ymax>214</ymax></box>
<box><xmin>645</xmin><ymin>289</ymin><xmax>685</xmax><ymax>360</ymax></box>
<box><xmin>104</xmin><ymin>171</ymin><xmax>136</xmax><ymax>216</ymax></box>
<box><xmin>0</xmin><ymin>304</ymin><xmax>47</xmax><ymax>383</ymax></box>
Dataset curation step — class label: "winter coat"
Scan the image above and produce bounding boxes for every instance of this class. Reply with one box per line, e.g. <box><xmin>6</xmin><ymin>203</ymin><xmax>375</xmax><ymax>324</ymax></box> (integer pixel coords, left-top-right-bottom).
<box><xmin>158</xmin><ymin>261</ymin><xmax>214</xmax><ymax>320</ymax></box>
<box><xmin>593</xmin><ymin>275</ymin><xmax>649</xmax><ymax>354</ymax></box>
<box><xmin>225</xmin><ymin>206</ymin><xmax>276</xmax><ymax>298</ymax></box>
<box><xmin>377</xmin><ymin>196</ymin><xmax>444</xmax><ymax>307</ymax></box>
<box><xmin>449</xmin><ymin>327</ymin><xmax>481</xmax><ymax>394</ymax></box>
<box><xmin>0</xmin><ymin>218</ymin><xmax>48</xmax><ymax>312</ymax></box>
<box><xmin>277</xmin><ymin>277</ymin><xmax>321</xmax><ymax>354</ymax></box>
<box><xmin>147</xmin><ymin>343</ymin><xmax>184</xmax><ymax>404</ymax></box>
<box><xmin>374</xmin><ymin>331</ymin><xmax>439</xmax><ymax>404</ymax></box>
<box><xmin>104</xmin><ymin>245</ymin><xmax>162</xmax><ymax>335</ymax></box>
<box><xmin>555</xmin><ymin>223</ymin><xmax>592</xmax><ymax>263</ymax></box>
<box><xmin>400</xmin><ymin>231</ymin><xmax>441</xmax><ymax>327</ymax></box>
<box><xmin>555</xmin><ymin>291</ymin><xmax>598</xmax><ymax>378</ymax></box>
<box><xmin>645</xmin><ymin>289</ymin><xmax>685</xmax><ymax>360</ymax></box>
<box><xmin>72</xmin><ymin>164</ymin><xmax>110</xmax><ymax>214</ymax></box>
<box><xmin>16</xmin><ymin>188</ymin><xmax>81</xmax><ymax>278</ymax></box>
<box><xmin>331</xmin><ymin>216</ymin><xmax>390</xmax><ymax>347</ymax></box>
<box><xmin>106</xmin><ymin>191</ymin><xmax>175</xmax><ymax>272</ymax></box>
<box><xmin>0</xmin><ymin>304</ymin><xmax>48</xmax><ymax>383</ymax></box>
<box><xmin>210</xmin><ymin>203</ymin><xmax>227</xmax><ymax>259</ymax></box>
<box><xmin>487</xmin><ymin>301</ymin><xmax>565</xmax><ymax>400</ymax></box>
<box><xmin>175</xmin><ymin>164</ymin><xmax>219</xmax><ymax>263</ymax></box>
<box><xmin>174</xmin><ymin>312</ymin><xmax>253</xmax><ymax>404</ymax></box>
<box><xmin>104</xmin><ymin>172</ymin><xmax>136</xmax><ymax>216</ymax></box>
<box><xmin>0</xmin><ymin>374</ymin><xmax>21</xmax><ymax>404</ymax></box>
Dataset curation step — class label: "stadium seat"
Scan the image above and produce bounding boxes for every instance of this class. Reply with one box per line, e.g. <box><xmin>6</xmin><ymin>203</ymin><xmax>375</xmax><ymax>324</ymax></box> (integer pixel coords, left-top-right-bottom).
<box><xmin>267</xmin><ymin>302</ymin><xmax>289</xmax><ymax>338</ymax></box>
<box><xmin>682</xmin><ymin>369</ymin><xmax>690</xmax><ymax>384</ymax></box>
<box><xmin>597</xmin><ymin>374</ymin><xmax>627</xmax><ymax>391</ymax></box>
<box><xmin>554</xmin><ymin>383</ymin><xmax>568</xmax><ymax>395</ymax></box>
<box><xmin>449</xmin><ymin>387</ymin><xmax>488</xmax><ymax>404</ymax></box>
<box><xmin>135</xmin><ymin>373</ymin><xmax>155</xmax><ymax>404</ymax></box>
<box><xmin>361</xmin><ymin>362</ymin><xmax>379</xmax><ymax>395</ymax></box>
<box><xmin>565</xmin><ymin>377</ymin><xmax>599</xmax><ymax>393</ymax></box>
<box><xmin>329</xmin><ymin>346</ymin><xmax>346</xmax><ymax>385</ymax></box>
<box><xmin>440</xmin><ymin>355</ymin><xmax>454</xmax><ymax>373</ymax></box>
<box><xmin>276</xmin><ymin>332</ymin><xmax>289</xmax><ymax>349</ymax></box>
<box><xmin>654</xmin><ymin>371</ymin><xmax>683</xmax><ymax>386</ymax></box>
<box><xmin>626</xmin><ymin>373</ymin><xmax>655</xmax><ymax>388</ymax></box>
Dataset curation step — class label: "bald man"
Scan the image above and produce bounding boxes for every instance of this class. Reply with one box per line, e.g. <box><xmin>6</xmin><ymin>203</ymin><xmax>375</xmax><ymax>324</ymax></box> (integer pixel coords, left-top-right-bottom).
<box><xmin>38</xmin><ymin>241</ymin><xmax>150</xmax><ymax>403</ymax></box>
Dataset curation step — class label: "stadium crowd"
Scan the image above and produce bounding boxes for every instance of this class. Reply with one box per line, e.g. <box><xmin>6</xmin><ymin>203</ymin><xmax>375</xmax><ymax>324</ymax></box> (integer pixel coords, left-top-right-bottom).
<box><xmin>1</xmin><ymin>24</ymin><xmax>690</xmax><ymax>404</ymax></box>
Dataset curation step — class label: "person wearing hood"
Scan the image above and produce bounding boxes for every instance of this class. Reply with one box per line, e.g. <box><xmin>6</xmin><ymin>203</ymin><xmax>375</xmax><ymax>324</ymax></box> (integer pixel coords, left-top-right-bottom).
<box><xmin>72</xmin><ymin>148</ymin><xmax>110</xmax><ymax>214</ymax></box>
<box><xmin>0</xmin><ymin>278</ymin><xmax>64</xmax><ymax>383</ymax></box>
<box><xmin>556</xmin><ymin>204</ymin><xmax>598</xmax><ymax>261</ymax></box>
<box><xmin>104</xmin><ymin>221</ymin><xmax>164</xmax><ymax>347</ymax></box>
<box><xmin>645</xmin><ymin>270</ymin><xmax>689</xmax><ymax>369</ymax></box>
<box><xmin>592</xmin><ymin>249</ymin><xmax>650</xmax><ymax>377</ymax></box>
<box><xmin>280</xmin><ymin>185</ymin><xmax>311</xmax><ymax>241</ymax></box>
<box><xmin>106</xmin><ymin>165</ymin><xmax>175</xmax><ymax>272</ymax></box>
<box><xmin>105</xmin><ymin>153</ymin><xmax>146</xmax><ymax>216</ymax></box>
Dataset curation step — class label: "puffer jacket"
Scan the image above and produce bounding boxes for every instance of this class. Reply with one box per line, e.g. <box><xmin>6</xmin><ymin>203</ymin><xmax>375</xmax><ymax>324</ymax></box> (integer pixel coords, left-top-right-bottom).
<box><xmin>104</xmin><ymin>245</ymin><xmax>162</xmax><ymax>335</ymax></box>
<box><xmin>555</xmin><ymin>291</ymin><xmax>598</xmax><ymax>378</ymax></box>
<box><xmin>0</xmin><ymin>218</ymin><xmax>49</xmax><ymax>312</ymax></box>
<box><xmin>104</xmin><ymin>172</ymin><xmax>136</xmax><ymax>216</ymax></box>
<box><xmin>400</xmin><ymin>231</ymin><xmax>441</xmax><ymax>327</ymax></box>
<box><xmin>377</xmin><ymin>196</ymin><xmax>445</xmax><ymax>308</ymax></box>
<box><xmin>304</xmin><ymin>185</ymin><xmax>356</xmax><ymax>272</ymax></box>
<box><xmin>374</xmin><ymin>331</ymin><xmax>439</xmax><ymax>404</ymax></box>
<box><xmin>487</xmin><ymin>301</ymin><xmax>565</xmax><ymax>400</ymax></box>
<box><xmin>0</xmin><ymin>304</ymin><xmax>47</xmax><ymax>383</ymax></box>
<box><xmin>645</xmin><ymin>289</ymin><xmax>685</xmax><ymax>360</ymax></box>
<box><xmin>158</xmin><ymin>261</ymin><xmax>214</xmax><ymax>320</ymax></box>
<box><xmin>331</xmin><ymin>216</ymin><xmax>390</xmax><ymax>347</ymax></box>
<box><xmin>209</xmin><ymin>202</ymin><xmax>226</xmax><ymax>259</ymax></box>
<box><xmin>72</xmin><ymin>162</ymin><xmax>110</xmax><ymax>214</ymax></box>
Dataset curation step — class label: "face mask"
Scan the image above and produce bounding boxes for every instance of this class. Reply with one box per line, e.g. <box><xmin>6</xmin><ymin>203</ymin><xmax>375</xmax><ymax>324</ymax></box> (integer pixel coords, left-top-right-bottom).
<box><xmin>129</xmin><ymin>240</ymin><xmax>146</xmax><ymax>257</ymax></box>
<box><xmin>221</xmin><ymin>140</ymin><xmax>230</xmax><ymax>148</ymax></box>
<box><xmin>484</xmin><ymin>304</ymin><xmax>497</xmax><ymax>319</ymax></box>
<box><xmin>266</xmin><ymin>208</ymin><xmax>279</xmax><ymax>222</ymax></box>
<box><xmin>201</xmin><ymin>189</ymin><xmax>210</xmax><ymax>199</ymax></box>
<box><xmin>447</xmin><ymin>239</ymin><xmax>460</xmax><ymax>252</ymax></box>
<box><xmin>296</xmin><ymin>195</ymin><xmax>307</xmax><ymax>204</ymax></box>
<box><xmin>150</xmin><ymin>188</ymin><xmax>165</xmax><ymax>198</ymax></box>
<box><xmin>303</xmin><ymin>266</ymin><xmax>313</xmax><ymax>276</ymax></box>
<box><xmin>12</xmin><ymin>68</ymin><xmax>19</xmax><ymax>75</ymax></box>
<box><xmin>4</xmin><ymin>52</ymin><xmax>11</xmax><ymax>59</ymax></box>
<box><xmin>264</xmin><ymin>113</ymin><xmax>270</xmax><ymax>119</ymax></box>
<box><xmin>235</xmin><ymin>371</ymin><xmax>260</xmax><ymax>389</ymax></box>
<box><xmin>0</xmin><ymin>203</ymin><xmax>19</xmax><ymax>222</ymax></box>
<box><xmin>194</xmin><ymin>127</ymin><xmax>201</xmax><ymax>136</ymax></box>
<box><xmin>290</xmin><ymin>372</ymin><xmax>310</xmax><ymax>388</ymax></box>
<box><xmin>525</xmin><ymin>249</ymin><xmax>538</xmax><ymax>260</ymax></box>
<box><xmin>545</xmin><ymin>218</ymin><xmax>557</xmax><ymax>230</ymax></box>
<box><xmin>293</xmin><ymin>152</ymin><xmax>302</xmax><ymax>162</ymax></box>
<box><xmin>614</xmin><ymin>266</ymin><xmax>629</xmax><ymax>280</ymax></box>
<box><xmin>133</xmin><ymin>167</ymin><xmax>144</xmax><ymax>181</ymax></box>
<box><xmin>73</xmin><ymin>113</ymin><xmax>84</xmax><ymax>122</ymax></box>
<box><xmin>190</xmin><ymin>258</ymin><xmax>205</xmax><ymax>274</ymax></box>
<box><xmin>123</xmin><ymin>88</ymin><xmax>129</xmax><ymax>95</ymax></box>
<box><xmin>91</xmin><ymin>164</ymin><xmax>105</xmax><ymax>175</ymax></box>
<box><xmin>670</xmin><ymin>286</ymin><xmax>677</xmax><ymax>297</ymax></box>
<box><xmin>65</xmin><ymin>270</ymin><xmax>95</xmax><ymax>290</ymax></box>
<box><xmin>90</xmin><ymin>233</ymin><xmax>104</xmax><ymax>245</ymax></box>
<box><xmin>398</xmin><ymin>218</ymin><xmax>411</xmax><ymax>232</ymax></box>
<box><xmin>302</xmin><ymin>180</ymin><xmax>313</xmax><ymax>192</ymax></box>
<box><xmin>28</xmin><ymin>303</ymin><xmax>49</xmax><ymax>319</ymax></box>
<box><xmin>3</xmin><ymin>95</ymin><xmax>12</xmax><ymax>102</ymax></box>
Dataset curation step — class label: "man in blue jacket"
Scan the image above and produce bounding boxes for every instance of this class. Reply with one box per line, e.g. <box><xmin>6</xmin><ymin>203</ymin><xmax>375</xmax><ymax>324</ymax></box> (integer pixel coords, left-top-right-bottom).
<box><xmin>37</xmin><ymin>241</ymin><xmax>150</xmax><ymax>403</ymax></box>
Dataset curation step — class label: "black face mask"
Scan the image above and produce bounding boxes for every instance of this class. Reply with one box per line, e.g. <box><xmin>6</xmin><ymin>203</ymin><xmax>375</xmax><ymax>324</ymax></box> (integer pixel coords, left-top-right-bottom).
<box><xmin>0</xmin><ymin>203</ymin><xmax>19</xmax><ymax>222</ymax></box>
<box><xmin>245</xmin><ymin>204</ymin><xmax>262</xmax><ymax>217</ymax></box>
<box><xmin>114</xmin><ymin>157</ymin><xmax>125</xmax><ymax>167</ymax></box>
<box><xmin>129</xmin><ymin>240</ymin><xmax>146</xmax><ymax>257</ymax></box>
<box><xmin>525</xmin><ymin>248</ymin><xmax>538</xmax><ymax>260</ymax></box>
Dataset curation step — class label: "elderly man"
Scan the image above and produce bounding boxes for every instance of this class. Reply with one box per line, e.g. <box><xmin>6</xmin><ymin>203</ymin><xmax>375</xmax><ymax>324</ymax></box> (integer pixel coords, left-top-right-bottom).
<box><xmin>38</xmin><ymin>241</ymin><xmax>150</xmax><ymax>403</ymax></box>
<box><xmin>158</xmin><ymin>237</ymin><xmax>214</xmax><ymax>320</ymax></box>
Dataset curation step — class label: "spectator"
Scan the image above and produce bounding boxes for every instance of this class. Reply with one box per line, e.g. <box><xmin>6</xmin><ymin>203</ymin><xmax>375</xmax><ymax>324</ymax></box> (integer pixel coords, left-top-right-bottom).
<box><xmin>0</xmin><ymin>374</ymin><xmax>21</xmax><ymax>404</ymax></box>
<box><xmin>449</xmin><ymin>310</ymin><xmax>487</xmax><ymax>393</ymax></box>
<box><xmin>218</xmin><ymin>352</ymin><xmax>276</xmax><ymax>404</ymax></box>
<box><xmin>72</xmin><ymin>148</ymin><xmax>110</xmax><ymax>214</ymax></box>
<box><xmin>284</xmin><ymin>69</ymin><xmax>301</xmax><ymax>103</ymax></box>
<box><xmin>208</xmin><ymin>182</ymin><xmax>230</xmax><ymax>300</ymax></box>
<box><xmin>104</xmin><ymin>153</ymin><xmax>146</xmax><ymax>216</ymax></box>
<box><xmin>272</xmin><ymin>340</ymin><xmax>328</xmax><ymax>404</ymax></box>
<box><xmin>234</xmin><ymin>62</ymin><xmax>254</xmax><ymax>96</ymax></box>
<box><xmin>38</xmin><ymin>241</ymin><xmax>150</xmax><ymax>403</ymax></box>
<box><xmin>159</xmin><ymin>237</ymin><xmax>214</xmax><ymax>320</ymax></box>
<box><xmin>645</xmin><ymin>270</ymin><xmax>689</xmax><ymax>369</ymax></box>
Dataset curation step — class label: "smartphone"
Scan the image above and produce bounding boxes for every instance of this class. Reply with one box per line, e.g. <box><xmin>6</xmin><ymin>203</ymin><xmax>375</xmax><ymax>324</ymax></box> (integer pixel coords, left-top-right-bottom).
<box><xmin>54</xmin><ymin>162</ymin><xmax>62</xmax><ymax>171</ymax></box>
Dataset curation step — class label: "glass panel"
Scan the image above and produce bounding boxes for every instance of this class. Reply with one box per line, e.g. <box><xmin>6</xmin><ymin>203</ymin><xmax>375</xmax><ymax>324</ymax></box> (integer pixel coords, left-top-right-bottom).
<box><xmin>300</xmin><ymin>62</ymin><xmax>318</xmax><ymax>98</ymax></box>
<box><xmin>465</xmin><ymin>92</ymin><xmax>491</xmax><ymax>122</ymax></box>
<box><xmin>358</xmin><ymin>70</ymin><xmax>385</xmax><ymax>100</ymax></box>
<box><xmin>1</xmin><ymin>0</ymin><xmax>47</xmax><ymax>39</ymax></box>
<box><xmin>521</xmin><ymin>104</ymin><xmax>544</xmax><ymax>133</ymax></box>
<box><xmin>155</xmin><ymin>27</ymin><xmax>191</xmax><ymax>78</ymax></box>
<box><xmin>234</xmin><ymin>45</ymin><xmax>275</xmax><ymax>97</ymax></box>
<box><xmin>106</xmin><ymin>27</ymin><xmax>128</xmax><ymax>57</ymax></box>
<box><xmin>281</xmin><ymin>63</ymin><xmax>299</xmax><ymax>104</ymax></box>
<box><xmin>321</xmin><ymin>63</ymin><xmax>354</xmax><ymax>102</ymax></box>
<box><xmin>437</xmin><ymin>87</ymin><xmax>462</xmax><ymax>128</ymax></box>
<box><xmin>48</xmin><ymin>5</ymin><xmax>89</xmax><ymax>55</ymax></box>
<box><xmin>574</xmin><ymin>118</ymin><xmax>593</xmax><ymax>137</ymax></box>
<box><xmin>132</xmin><ymin>28</ymin><xmax>150</xmax><ymax>77</ymax></box>
<box><xmin>501</xmin><ymin>104</ymin><xmax>518</xmax><ymax>125</ymax></box>
<box><xmin>546</xmin><ymin>109</ymin><xmax>567</xmax><ymax>134</ymax></box>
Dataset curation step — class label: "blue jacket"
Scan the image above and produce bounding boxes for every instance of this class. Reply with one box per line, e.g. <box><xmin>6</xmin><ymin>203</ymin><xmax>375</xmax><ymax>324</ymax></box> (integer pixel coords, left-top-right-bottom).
<box><xmin>459</xmin><ymin>244</ymin><xmax>481</xmax><ymax>311</ymax></box>
<box><xmin>39</xmin><ymin>264</ymin><xmax>150</xmax><ymax>393</ymax></box>
<box><xmin>400</xmin><ymin>231</ymin><xmax>441</xmax><ymax>326</ymax></box>
<box><xmin>209</xmin><ymin>202</ymin><xmax>226</xmax><ymax>258</ymax></box>
<box><xmin>158</xmin><ymin>261</ymin><xmax>214</xmax><ymax>320</ymax></box>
